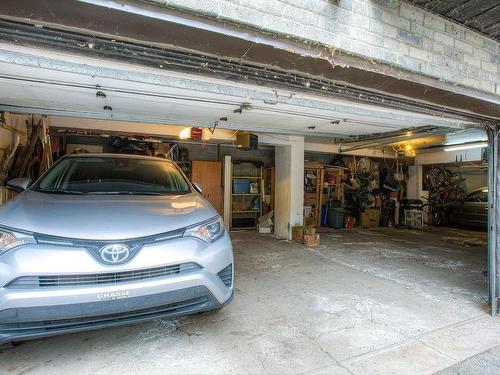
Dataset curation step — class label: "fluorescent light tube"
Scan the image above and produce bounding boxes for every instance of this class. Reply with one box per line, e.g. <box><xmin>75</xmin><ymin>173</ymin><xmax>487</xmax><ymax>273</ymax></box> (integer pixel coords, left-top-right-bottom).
<box><xmin>444</xmin><ymin>142</ymin><xmax>488</xmax><ymax>152</ymax></box>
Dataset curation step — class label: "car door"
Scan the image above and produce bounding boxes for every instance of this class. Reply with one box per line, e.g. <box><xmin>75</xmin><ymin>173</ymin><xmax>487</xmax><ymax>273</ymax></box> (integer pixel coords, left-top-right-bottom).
<box><xmin>447</xmin><ymin>201</ymin><xmax>464</xmax><ymax>226</ymax></box>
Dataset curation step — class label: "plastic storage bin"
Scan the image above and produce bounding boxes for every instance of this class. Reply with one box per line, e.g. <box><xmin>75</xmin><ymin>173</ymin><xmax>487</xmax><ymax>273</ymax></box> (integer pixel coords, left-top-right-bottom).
<box><xmin>232</xmin><ymin>179</ymin><xmax>251</xmax><ymax>193</ymax></box>
<box><xmin>327</xmin><ymin>208</ymin><xmax>345</xmax><ymax>229</ymax></box>
<box><xmin>399</xmin><ymin>199</ymin><xmax>423</xmax><ymax>226</ymax></box>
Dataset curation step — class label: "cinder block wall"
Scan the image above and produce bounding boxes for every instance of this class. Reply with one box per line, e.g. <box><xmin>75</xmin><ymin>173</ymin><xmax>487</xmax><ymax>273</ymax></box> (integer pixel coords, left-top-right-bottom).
<box><xmin>153</xmin><ymin>0</ymin><xmax>499</xmax><ymax>95</ymax></box>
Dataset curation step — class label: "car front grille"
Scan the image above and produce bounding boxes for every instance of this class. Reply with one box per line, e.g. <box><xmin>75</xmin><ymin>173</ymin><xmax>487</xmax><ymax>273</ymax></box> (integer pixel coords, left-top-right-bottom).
<box><xmin>217</xmin><ymin>264</ymin><xmax>233</xmax><ymax>288</ymax></box>
<box><xmin>34</xmin><ymin>228</ymin><xmax>186</xmax><ymax>266</ymax></box>
<box><xmin>5</xmin><ymin>262</ymin><xmax>201</xmax><ymax>289</ymax></box>
<box><xmin>34</xmin><ymin>228</ymin><xmax>186</xmax><ymax>248</ymax></box>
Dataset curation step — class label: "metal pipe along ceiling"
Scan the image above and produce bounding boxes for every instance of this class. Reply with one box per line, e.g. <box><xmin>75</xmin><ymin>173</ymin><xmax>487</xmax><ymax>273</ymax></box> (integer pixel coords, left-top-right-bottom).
<box><xmin>338</xmin><ymin>126</ymin><xmax>448</xmax><ymax>152</ymax></box>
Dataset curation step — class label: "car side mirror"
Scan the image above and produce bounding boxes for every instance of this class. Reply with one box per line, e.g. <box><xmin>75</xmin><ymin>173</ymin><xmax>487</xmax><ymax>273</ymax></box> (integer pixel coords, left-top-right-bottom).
<box><xmin>193</xmin><ymin>183</ymin><xmax>203</xmax><ymax>194</ymax></box>
<box><xmin>7</xmin><ymin>177</ymin><xmax>32</xmax><ymax>193</ymax></box>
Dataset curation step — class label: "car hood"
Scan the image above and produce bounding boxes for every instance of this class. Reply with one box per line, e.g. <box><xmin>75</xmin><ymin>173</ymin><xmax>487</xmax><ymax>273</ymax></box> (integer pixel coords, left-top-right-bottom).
<box><xmin>0</xmin><ymin>190</ymin><xmax>217</xmax><ymax>240</ymax></box>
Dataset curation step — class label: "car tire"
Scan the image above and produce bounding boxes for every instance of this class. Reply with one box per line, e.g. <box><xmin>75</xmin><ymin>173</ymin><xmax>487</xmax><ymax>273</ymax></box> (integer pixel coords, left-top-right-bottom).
<box><xmin>200</xmin><ymin>307</ymin><xmax>223</xmax><ymax>316</ymax></box>
<box><xmin>0</xmin><ymin>342</ymin><xmax>14</xmax><ymax>352</ymax></box>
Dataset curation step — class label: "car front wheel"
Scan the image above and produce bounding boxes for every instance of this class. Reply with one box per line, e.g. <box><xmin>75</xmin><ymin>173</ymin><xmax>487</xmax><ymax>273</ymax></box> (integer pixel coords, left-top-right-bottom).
<box><xmin>0</xmin><ymin>342</ymin><xmax>14</xmax><ymax>352</ymax></box>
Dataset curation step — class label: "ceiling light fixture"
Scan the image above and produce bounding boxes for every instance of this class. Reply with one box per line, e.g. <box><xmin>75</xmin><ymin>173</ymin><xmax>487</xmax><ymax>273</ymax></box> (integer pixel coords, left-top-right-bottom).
<box><xmin>179</xmin><ymin>127</ymin><xmax>191</xmax><ymax>140</ymax></box>
<box><xmin>444</xmin><ymin>142</ymin><xmax>488</xmax><ymax>152</ymax></box>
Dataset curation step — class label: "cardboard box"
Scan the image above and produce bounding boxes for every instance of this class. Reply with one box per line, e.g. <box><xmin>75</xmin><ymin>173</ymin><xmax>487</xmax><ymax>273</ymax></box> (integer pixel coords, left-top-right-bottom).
<box><xmin>360</xmin><ymin>208</ymin><xmax>380</xmax><ymax>228</ymax></box>
<box><xmin>304</xmin><ymin>234</ymin><xmax>320</xmax><ymax>247</ymax></box>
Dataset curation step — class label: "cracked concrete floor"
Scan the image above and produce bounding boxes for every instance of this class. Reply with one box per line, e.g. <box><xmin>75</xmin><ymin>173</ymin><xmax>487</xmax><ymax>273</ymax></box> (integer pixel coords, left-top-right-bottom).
<box><xmin>1</xmin><ymin>227</ymin><xmax>499</xmax><ymax>375</ymax></box>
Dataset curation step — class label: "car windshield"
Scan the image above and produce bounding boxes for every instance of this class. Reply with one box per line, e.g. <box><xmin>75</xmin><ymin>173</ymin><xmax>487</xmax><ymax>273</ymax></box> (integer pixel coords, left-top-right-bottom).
<box><xmin>34</xmin><ymin>156</ymin><xmax>191</xmax><ymax>195</ymax></box>
<box><xmin>467</xmin><ymin>189</ymin><xmax>488</xmax><ymax>202</ymax></box>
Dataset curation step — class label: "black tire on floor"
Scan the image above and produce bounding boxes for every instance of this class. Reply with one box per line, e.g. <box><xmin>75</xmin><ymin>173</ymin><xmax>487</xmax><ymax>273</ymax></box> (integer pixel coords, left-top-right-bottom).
<box><xmin>200</xmin><ymin>307</ymin><xmax>223</xmax><ymax>316</ymax></box>
<box><xmin>0</xmin><ymin>342</ymin><xmax>14</xmax><ymax>352</ymax></box>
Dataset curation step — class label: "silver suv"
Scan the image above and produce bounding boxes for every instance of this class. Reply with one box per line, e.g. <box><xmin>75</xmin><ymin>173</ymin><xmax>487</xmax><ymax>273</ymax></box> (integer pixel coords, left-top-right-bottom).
<box><xmin>0</xmin><ymin>154</ymin><xmax>233</xmax><ymax>344</ymax></box>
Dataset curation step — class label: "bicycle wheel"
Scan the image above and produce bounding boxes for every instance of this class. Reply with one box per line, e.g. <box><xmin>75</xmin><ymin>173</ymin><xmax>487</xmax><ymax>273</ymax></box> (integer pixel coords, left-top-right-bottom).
<box><xmin>422</xmin><ymin>203</ymin><xmax>447</xmax><ymax>226</ymax></box>
<box><xmin>356</xmin><ymin>157</ymin><xmax>373</xmax><ymax>180</ymax></box>
<box><xmin>431</xmin><ymin>208</ymin><xmax>446</xmax><ymax>226</ymax></box>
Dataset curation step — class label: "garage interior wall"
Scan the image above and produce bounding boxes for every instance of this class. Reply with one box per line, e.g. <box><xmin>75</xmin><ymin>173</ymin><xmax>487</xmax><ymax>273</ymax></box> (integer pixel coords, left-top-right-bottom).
<box><xmin>64</xmin><ymin>135</ymin><xmax>275</xmax><ymax>166</ymax></box>
<box><xmin>407</xmin><ymin>145</ymin><xmax>488</xmax><ymax>200</ymax></box>
<box><xmin>451</xmin><ymin>168</ymin><xmax>488</xmax><ymax>193</ymax></box>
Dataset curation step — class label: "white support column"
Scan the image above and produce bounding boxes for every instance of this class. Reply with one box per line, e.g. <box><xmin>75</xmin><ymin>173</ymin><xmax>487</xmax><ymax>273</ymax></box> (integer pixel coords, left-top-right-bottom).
<box><xmin>223</xmin><ymin>155</ymin><xmax>232</xmax><ymax>227</ymax></box>
<box><xmin>407</xmin><ymin>165</ymin><xmax>423</xmax><ymax>200</ymax></box>
<box><xmin>273</xmin><ymin>136</ymin><xmax>304</xmax><ymax>240</ymax></box>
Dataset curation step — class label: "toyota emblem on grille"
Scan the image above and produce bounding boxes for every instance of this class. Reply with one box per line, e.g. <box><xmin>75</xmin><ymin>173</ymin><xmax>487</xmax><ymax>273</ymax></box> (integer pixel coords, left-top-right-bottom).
<box><xmin>99</xmin><ymin>244</ymin><xmax>131</xmax><ymax>264</ymax></box>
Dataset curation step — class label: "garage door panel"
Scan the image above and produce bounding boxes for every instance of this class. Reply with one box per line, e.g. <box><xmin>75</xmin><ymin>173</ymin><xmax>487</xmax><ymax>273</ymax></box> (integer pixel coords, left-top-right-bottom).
<box><xmin>0</xmin><ymin>77</ymin><xmax>410</xmax><ymax>136</ymax></box>
<box><xmin>0</xmin><ymin>47</ymin><xmax>470</xmax><ymax>137</ymax></box>
<box><xmin>0</xmin><ymin>78</ymin><xmax>104</xmax><ymax>113</ymax></box>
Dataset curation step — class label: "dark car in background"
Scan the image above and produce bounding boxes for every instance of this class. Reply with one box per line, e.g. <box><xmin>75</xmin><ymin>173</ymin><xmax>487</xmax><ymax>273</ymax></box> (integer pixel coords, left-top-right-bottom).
<box><xmin>445</xmin><ymin>187</ymin><xmax>488</xmax><ymax>229</ymax></box>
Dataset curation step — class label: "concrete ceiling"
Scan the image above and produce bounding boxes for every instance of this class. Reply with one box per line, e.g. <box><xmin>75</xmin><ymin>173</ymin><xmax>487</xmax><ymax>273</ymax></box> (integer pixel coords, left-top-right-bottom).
<box><xmin>0</xmin><ymin>44</ymin><xmax>474</xmax><ymax>141</ymax></box>
<box><xmin>408</xmin><ymin>0</ymin><xmax>500</xmax><ymax>42</ymax></box>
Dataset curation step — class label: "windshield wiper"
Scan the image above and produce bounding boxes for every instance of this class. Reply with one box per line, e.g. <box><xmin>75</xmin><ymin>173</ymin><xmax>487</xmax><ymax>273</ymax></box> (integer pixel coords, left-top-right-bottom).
<box><xmin>37</xmin><ymin>189</ymin><xmax>87</xmax><ymax>195</ymax></box>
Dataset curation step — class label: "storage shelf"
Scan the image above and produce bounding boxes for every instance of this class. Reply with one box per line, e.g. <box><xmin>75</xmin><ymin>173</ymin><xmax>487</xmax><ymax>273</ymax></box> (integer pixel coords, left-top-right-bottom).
<box><xmin>305</xmin><ymin>166</ymin><xmax>346</xmax><ymax>228</ymax></box>
<box><xmin>231</xmin><ymin>162</ymin><xmax>263</xmax><ymax>231</ymax></box>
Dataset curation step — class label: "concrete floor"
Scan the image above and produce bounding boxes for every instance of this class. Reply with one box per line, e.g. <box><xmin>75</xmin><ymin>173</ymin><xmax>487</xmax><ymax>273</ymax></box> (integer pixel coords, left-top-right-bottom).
<box><xmin>1</xmin><ymin>227</ymin><xmax>500</xmax><ymax>374</ymax></box>
<box><xmin>437</xmin><ymin>345</ymin><xmax>500</xmax><ymax>375</ymax></box>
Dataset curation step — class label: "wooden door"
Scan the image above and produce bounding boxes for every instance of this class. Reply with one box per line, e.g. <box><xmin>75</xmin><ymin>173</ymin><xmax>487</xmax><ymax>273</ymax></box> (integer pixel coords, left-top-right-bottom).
<box><xmin>191</xmin><ymin>160</ymin><xmax>222</xmax><ymax>213</ymax></box>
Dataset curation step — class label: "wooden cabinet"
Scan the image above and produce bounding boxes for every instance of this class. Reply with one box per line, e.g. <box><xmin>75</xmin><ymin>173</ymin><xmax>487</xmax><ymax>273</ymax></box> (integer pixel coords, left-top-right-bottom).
<box><xmin>191</xmin><ymin>160</ymin><xmax>222</xmax><ymax>213</ymax></box>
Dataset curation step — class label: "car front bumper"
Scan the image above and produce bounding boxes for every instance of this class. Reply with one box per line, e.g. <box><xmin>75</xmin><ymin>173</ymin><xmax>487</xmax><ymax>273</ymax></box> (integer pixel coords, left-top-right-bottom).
<box><xmin>0</xmin><ymin>232</ymin><xmax>233</xmax><ymax>343</ymax></box>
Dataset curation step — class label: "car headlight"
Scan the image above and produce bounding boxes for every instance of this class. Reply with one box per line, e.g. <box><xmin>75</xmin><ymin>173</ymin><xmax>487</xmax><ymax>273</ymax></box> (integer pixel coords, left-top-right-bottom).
<box><xmin>0</xmin><ymin>227</ymin><xmax>35</xmax><ymax>256</ymax></box>
<box><xmin>184</xmin><ymin>217</ymin><xmax>225</xmax><ymax>244</ymax></box>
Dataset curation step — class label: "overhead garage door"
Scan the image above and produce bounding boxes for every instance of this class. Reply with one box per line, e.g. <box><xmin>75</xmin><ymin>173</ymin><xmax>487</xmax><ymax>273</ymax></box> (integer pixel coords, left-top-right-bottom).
<box><xmin>0</xmin><ymin>1</ymin><xmax>499</xmax><ymax>317</ymax></box>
